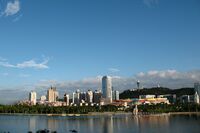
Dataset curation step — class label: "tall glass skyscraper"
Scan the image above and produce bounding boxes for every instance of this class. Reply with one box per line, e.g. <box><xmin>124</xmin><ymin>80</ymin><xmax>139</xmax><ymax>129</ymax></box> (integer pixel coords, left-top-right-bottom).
<box><xmin>102</xmin><ymin>76</ymin><xmax>112</xmax><ymax>103</ymax></box>
<box><xmin>194</xmin><ymin>83</ymin><xmax>200</xmax><ymax>95</ymax></box>
<box><xmin>194</xmin><ymin>83</ymin><xmax>200</xmax><ymax>104</ymax></box>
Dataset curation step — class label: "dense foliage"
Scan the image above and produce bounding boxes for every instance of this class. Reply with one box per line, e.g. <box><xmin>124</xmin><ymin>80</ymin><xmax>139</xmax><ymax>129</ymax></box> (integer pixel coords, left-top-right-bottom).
<box><xmin>0</xmin><ymin>105</ymin><xmax>118</xmax><ymax>114</ymax></box>
<box><xmin>0</xmin><ymin>103</ymin><xmax>199</xmax><ymax>114</ymax></box>
<box><xmin>137</xmin><ymin>103</ymin><xmax>200</xmax><ymax>113</ymax></box>
<box><xmin>119</xmin><ymin>87</ymin><xmax>195</xmax><ymax>99</ymax></box>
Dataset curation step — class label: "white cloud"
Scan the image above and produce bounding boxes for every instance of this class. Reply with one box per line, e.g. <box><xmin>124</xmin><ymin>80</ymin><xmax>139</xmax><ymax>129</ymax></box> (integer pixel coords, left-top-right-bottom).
<box><xmin>108</xmin><ymin>68</ymin><xmax>120</xmax><ymax>73</ymax></box>
<box><xmin>143</xmin><ymin>0</ymin><xmax>159</xmax><ymax>7</ymax></box>
<box><xmin>3</xmin><ymin>0</ymin><xmax>20</xmax><ymax>16</ymax></box>
<box><xmin>1</xmin><ymin>69</ymin><xmax>200</xmax><ymax>104</ymax></box>
<box><xmin>141</xmin><ymin>70</ymin><xmax>178</xmax><ymax>78</ymax></box>
<box><xmin>136</xmin><ymin>69</ymin><xmax>200</xmax><ymax>88</ymax></box>
<box><xmin>33</xmin><ymin>70</ymin><xmax>200</xmax><ymax>93</ymax></box>
<box><xmin>0</xmin><ymin>57</ymin><xmax>49</xmax><ymax>69</ymax></box>
<box><xmin>16</xmin><ymin>59</ymin><xmax>49</xmax><ymax>69</ymax></box>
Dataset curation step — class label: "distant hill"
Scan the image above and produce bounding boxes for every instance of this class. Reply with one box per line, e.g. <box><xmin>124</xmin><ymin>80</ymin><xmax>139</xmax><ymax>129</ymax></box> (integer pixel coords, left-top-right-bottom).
<box><xmin>119</xmin><ymin>87</ymin><xmax>195</xmax><ymax>99</ymax></box>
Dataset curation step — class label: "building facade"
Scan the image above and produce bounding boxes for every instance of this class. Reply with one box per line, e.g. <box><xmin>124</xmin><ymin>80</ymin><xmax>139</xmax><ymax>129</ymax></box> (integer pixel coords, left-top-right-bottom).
<box><xmin>194</xmin><ymin>83</ymin><xmax>200</xmax><ymax>104</ymax></box>
<box><xmin>113</xmin><ymin>90</ymin><xmax>119</xmax><ymax>101</ymax></box>
<box><xmin>40</xmin><ymin>95</ymin><xmax>46</xmax><ymax>102</ymax></box>
<box><xmin>73</xmin><ymin>89</ymin><xmax>81</xmax><ymax>105</ymax></box>
<box><xmin>47</xmin><ymin>87</ymin><xmax>58</xmax><ymax>102</ymax></box>
<box><xmin>29</xmin><ymin>91</ymin><xmax>37</xmax><ymax>105</ymax></box>
<box><xmin>102</xmin><ymin>76</ymin><xmax>112</xmax><ymax>103</ymax></box>
<box><xmin>86</xmin><ymin>90</ymin><xmax>93</xmax><ymax>103</ymax></box>
<box><xmin>64</xmin><ymin>93</ymin><xmax>70</xmax><ymax>106</ymax></box>
<box><xmin>93</xmin><ymin>90</ymin><xmax>102</xmax><ymax>104</ymax></box>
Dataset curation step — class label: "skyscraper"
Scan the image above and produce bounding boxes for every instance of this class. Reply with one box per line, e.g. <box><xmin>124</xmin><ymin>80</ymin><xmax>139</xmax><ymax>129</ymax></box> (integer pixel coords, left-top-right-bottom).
<box><xmin>29</xmin><ymin>91</ymin><xmax>37</xmax><ymax>105</ymax></box>
<box><xmin>80</xmin><ymin>92</ymin><xmax>87</xmax><ymax>102</ymax></box>
<box><xmin>102</xmin><ymin>76</ymin><xmax>112</xmax><ymax>103</ymax></box>
<box><xmin>113</xmin><ymin>90</ymin><xmax>119</xmax><ymax>101</ymax></box>
<box><xmin>194</xmin><ymin>83</ymin><xmax>200</xmax><ymax>104</ymax></box>
<box><xmin>47</xmin><ymin>87</ymin><xmax>58</xmax><ymax>102</ymax></box>
<box><xmin>64</xmin><ymin>93</ymin><xmax>70</xmax><ymax>106</ymax></box>
<box><xmin>137</xmin><ymin>80</ymin><xmax>140</xmax><ymax>90</ymax></box>
<box><xmin>93</xmin><ymin>90</ymin><xmax>102</xmax><ymax>104</ymax></box>
<box><xmin>73</xmin><ymin>89</ymin><xmax>81</xmax><ymax>105</ymax></box>
<box><xmin>86</xmin><ymin>90</ymin><xmax>93</xmax><ymax>103</ymax></box>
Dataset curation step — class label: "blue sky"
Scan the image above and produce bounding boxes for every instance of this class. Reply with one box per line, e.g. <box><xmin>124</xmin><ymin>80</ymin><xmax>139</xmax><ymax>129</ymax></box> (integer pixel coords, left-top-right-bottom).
<box><xmin>0</xmin><ymin>0</ymin><xmax>200</xmax><ymax>103</ymax></box>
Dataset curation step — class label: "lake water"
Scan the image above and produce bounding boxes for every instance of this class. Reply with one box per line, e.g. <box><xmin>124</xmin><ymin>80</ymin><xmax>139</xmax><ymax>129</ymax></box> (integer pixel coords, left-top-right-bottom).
<box><xmin>0</xmin><ymin>114</ymin><xmax>200</xmax><ymax>133</ymax></box>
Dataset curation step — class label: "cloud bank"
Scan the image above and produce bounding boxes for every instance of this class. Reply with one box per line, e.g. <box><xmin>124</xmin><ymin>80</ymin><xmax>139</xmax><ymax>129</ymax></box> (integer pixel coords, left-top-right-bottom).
<box><xmin>2</xmin><ymin>0</ymin><xmax>20</xmax><ymax>16</ymax></box>
<box><xmin>0</xmin><ymin>69</ymin><xmax>200</xmax><ymax>104</ymax></box>
<box><xmin>0</xmin><ymin>58</ymin><xmax>49</xmax><ymax>69</ymax></box>
<box><xmin>143</xmin><ymin>0</ymin><xmax>159</xmax><ymax>7</ymax></box>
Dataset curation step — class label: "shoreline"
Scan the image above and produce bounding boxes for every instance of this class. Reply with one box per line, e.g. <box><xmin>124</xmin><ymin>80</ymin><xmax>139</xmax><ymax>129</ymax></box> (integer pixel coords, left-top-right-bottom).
<box><xmin>0</xmin><ymin>112</ymin><xmax>132</xmax><ymax>117</ymax></box>
<box><xmin>0</xmin><ymin>112</ymin><xmax>200</xmax><ymax>117</ymax></box>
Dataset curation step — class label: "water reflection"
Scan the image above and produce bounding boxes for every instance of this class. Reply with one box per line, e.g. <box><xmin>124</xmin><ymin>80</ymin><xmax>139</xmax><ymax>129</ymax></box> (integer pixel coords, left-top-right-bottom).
<box><xmin>88</xmin><ymin>117</ymin><xmax>94</xmax><ymax>132</ymax></box>
<box><xmin>47</xmin><ymin>119</ymin><xmax>58</xmax><ymax>131</ymax></box>
<box><xmin>29</xmin><ymin>116</ymin><xmax>36</xmax><ymax>132</ymax></box>
<box><xmin>1</xmin><ymin>114</ymin><xmax>200</xmax><ymax>133</ymax></box>
<box><xmin>135</xmin><ymin>115</ymin><xmax>170</xmax><ymax>133</ymax></box>
<box><xmin>102</xmin><ymin>116</ymin><xmax>113</xmax><ymax>133</ymax></box>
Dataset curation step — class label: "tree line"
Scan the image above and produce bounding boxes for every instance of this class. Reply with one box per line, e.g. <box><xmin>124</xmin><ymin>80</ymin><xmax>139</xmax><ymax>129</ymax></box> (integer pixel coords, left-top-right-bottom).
<box><xmin>0</xmin><ymin>105</ymin><xmax>118</xmax><ymax>114</ymax></box>
<box><xmin>120</xmin><ymin>87</ymin><xmax>195</xmax><ymax>99</ymax></box>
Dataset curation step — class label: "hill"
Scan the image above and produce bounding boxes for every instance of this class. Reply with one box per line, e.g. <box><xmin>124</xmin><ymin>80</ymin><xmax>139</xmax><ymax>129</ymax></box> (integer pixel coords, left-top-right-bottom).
<box><xmin>119</xmin><ymin>87</ymin><xmax>195</xmax><ymax>99</ymax></box>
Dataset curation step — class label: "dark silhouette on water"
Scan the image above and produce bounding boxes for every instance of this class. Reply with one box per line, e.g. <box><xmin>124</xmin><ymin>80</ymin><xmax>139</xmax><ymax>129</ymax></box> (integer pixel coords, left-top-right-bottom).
<box><xmin>27</xmin><ymin>129</ymin><xmax>57</xmax><ymax>133</ymax></box>
<box><xmin>69</xmin><ymin>129</ymin><xmax>78</xmax><ymax>133</ymax></box>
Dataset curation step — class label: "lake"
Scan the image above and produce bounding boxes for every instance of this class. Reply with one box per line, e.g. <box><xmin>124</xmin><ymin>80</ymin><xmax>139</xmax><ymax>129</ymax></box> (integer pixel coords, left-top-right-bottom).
<box><xmin>0</xmin><ymin>113</ymin><xmax>200</xmax><ymax>133</ymax></box>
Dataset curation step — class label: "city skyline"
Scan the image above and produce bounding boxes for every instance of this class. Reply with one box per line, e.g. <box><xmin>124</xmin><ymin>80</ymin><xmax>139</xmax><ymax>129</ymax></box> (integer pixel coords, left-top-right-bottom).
<box><xmin>0</xmin><ymin>0</ymin><xmax>200</xmax><ymax>104</ymax></box>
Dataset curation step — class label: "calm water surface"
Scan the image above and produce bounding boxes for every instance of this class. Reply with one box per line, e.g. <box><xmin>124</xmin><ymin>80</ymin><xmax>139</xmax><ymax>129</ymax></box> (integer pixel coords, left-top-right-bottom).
<box><xmin>0</xmin><ymin>114</ymin><xmax>200</xmax><ymax>133</ymax></box>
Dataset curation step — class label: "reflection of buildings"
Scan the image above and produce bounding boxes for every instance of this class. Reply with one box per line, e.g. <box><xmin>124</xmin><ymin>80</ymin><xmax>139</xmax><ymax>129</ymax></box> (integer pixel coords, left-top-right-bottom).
<box><xmin>28</xmin><ymin>116</ymin><xmax>36</xmax><ymax>132</ymax></box>
<box><xmin>134</xmin><ymin>115</ymin><xmax>170</xmax><ymax>133</ymax></box>
<box><xmin>102</xmin><ymin>116</ymin><xmax>113</xmax><ymax>133</ymax></box>
<box><xmin>47</xmin><ymin>119</ymin><xmax>58</xmax><ymax>131</ymax></box>
<box><xmin>88</xmin><ymin>118</ymin><xmax>94</xmax><ymax>132</ymax></box>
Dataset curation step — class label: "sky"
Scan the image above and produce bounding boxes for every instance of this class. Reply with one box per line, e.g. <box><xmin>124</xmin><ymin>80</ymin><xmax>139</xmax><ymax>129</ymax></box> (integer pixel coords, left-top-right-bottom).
<box><xmin>0</xmin><ymin>0</ymin><xmax>200</xmax><ymax>104</ymax></box>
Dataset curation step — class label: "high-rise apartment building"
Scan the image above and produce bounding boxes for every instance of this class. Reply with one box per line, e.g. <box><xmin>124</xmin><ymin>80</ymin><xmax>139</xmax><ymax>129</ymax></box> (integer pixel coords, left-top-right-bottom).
<box><xmin>113</xmin><ymin>90</ymin><xmax>119</xmax><ymax>100</ymax></box>
<box><xmin>64</xmin><ymin>93</ymin><xmax>70</xmax><ymax>106</ymax></box>
<box><xmin>102</xmin><ymin>76</ymin><xmax>112</xmax><ymax>103</ymax></box>
<box><xmin>73</xmin><ymin>89</ymin><xmax>81</xmax><ymax>105</ymax></box>
<box><xmin>93</xmin><ymin>90</ymin><xmax>102</xmax><ymax>104</ymax></box>
<box><xmin>29</xmin><ymin>91</ymin><xmax>37</xmax><ymax>105</ymax></box>
<box><xmin>80</xmin><ymin>92</ymin><xmax>87</xmax><ymax>102</ymax></box>
<box><xmin>47</xmin><ymin>87</ymin><xmax>58</xmax><ymax>102</ymax></box>
<box><xmin>86</xmin><ymin>90</ymin><xmax>93</xmax><ymax>103</ymax></box>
